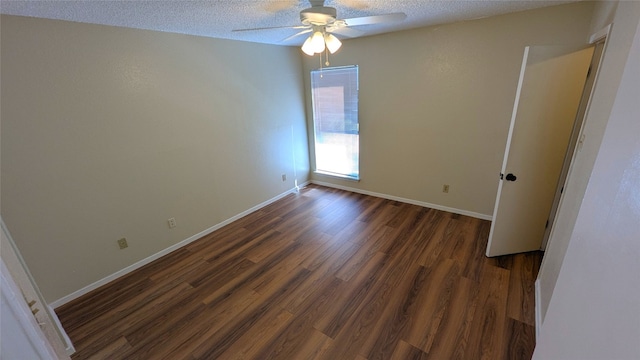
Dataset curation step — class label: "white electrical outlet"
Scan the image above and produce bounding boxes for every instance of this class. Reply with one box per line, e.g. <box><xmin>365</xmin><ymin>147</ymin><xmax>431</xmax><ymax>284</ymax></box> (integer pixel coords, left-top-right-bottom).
<box><xmin>282</xmin><ymin>174</ymin><xmax>287</xmax><ymax>182</ymax></box>
<box><xmin>443</xmin><ymin>184</ymin><xmax>450</xmax><ymax>193</ymax></box>
<box><xmin>168</xmin><ymin>218</ymin><xmax>177</xmax><ymax>229</ymax></box>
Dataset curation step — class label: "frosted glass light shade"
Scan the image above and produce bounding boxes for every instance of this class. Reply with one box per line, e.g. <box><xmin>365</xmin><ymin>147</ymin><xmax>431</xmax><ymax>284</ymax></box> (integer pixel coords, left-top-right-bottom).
<box><xmin>310</xmin><ymin>31</ymin><xmax>325</xmax><ymax>53</ymax></box>
<box><xmin>301</xmin><ymin>36</ymin><xmax>315</xmax><ymax>56</ymax></box>
<box><xmin>325</xmin><ymin>34</ymin><xmax>342</xmax><ymax>54</ymax></box>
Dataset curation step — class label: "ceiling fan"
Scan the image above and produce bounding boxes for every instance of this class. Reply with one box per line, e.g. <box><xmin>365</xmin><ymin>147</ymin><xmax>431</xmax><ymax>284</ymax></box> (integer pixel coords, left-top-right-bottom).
<box><xmin>233</xmin><ymin>0</ymin><xmax>406</xmax><ymax>57</ymax></box>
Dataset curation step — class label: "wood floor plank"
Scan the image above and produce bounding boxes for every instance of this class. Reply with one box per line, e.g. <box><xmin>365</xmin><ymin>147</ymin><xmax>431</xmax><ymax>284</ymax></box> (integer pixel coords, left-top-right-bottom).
<box><xmin>68</xmin><ymin>281</ymin><xmax>195</xmax><ymax>351</ymax></box>
<box><xmin>403</xmin><ymin>258</ymin><xmax>460</xmax><ymax>352</ymax></box>
<box><xmin>244</xmin><ymin>231</ymin><xmax>294</xmax><ymax>264</ymax></box>
<box><xmin>416</xmin><ymin>214</ymin><xmax>456</xmax><ymax>268</ymax></box>
<box><xmin>507</xmin><ymin>253</ymin><xmax>539</xmax><ymax>326</ymax></box>
<box><xmin>56</xmin><ymin>184</ymin><xmax>542</xmax><ymax>360</ymax></box>
<box><xmin>184</xmin><ymin>225</ymin><xmax>247</xmax><ymax>256</ymax></box>
<box><xmin>191</xmin><ymin>268</ymin><xmax>312</xmax><ymax>359</ymax></box>
<box><xmin>284</xmin><ymin>236</ymin><xmax>384</xmax><ymax>318</ymax></box>
<box><xmin>272</xmin><ymin>207</ymin><xmax>323</xmax><ymax>241</ymax></box>
<box><xmin>56</xmin><ymin>277</ymin><xmax>155</xmax><ymax>334</ymax></box>
<box><xmin>200</xmin><ymin>241</ymin><xmax>304</xmax><ymax>306</ymax></box>
<box><xmin>216</xmin><ymin>307</ymin><xmax>294</xmax><ymax>360</ymax></box>
<box><xmin>202</xmin><ymin>220</ymin><xmax>283</xmax><ymax>264</ymax></box>
<box><xmin>503</xmin><ymin>318</ymin><xmax>537</xmax><ymax>360</ymax></box>
<box><xmin>281</xmin><ymin>261</ymin><xmax>346</xmax><ymax>314</ymax></box>
<box><xmin>363</xmin><ymin>264</ymin><xmax>431</xmax><ymax>359</ymax></box>
<box><xmin>252</xmin><ymin>277</ymin><xmax>345</xmax><ymax>359</ymax></box>
<box><xmin>306</xmin><ymin>236</ymin><xmax>361</xmax><ymax>275</ymax></box>
<box><xmin>460</xmin><ymin>220</ymin><xmax>492</xmax><ymax>282</ymax></box>
<box><xmin>290</xmin><ymin>328</ymin><xmax>334</xmax><ymax>360</ymax></box>
<box><xmin>421</xmin><ymin>276</ymin><xmax>479</xmax><ymax>360</ymax></box>
<box><xmin>390</xmin><ymin>340</ymin><xmax>429</xmax><ymax>360</ymax></box>
<box><xmin>380</xmin><ymin>205</ymin><xmax>426</xmax><ymax>256</ymax></box>
<box><xmin>466</xmin><ymin>263</ymin><xmax>511</xmax><ymax>360</ymax></box>
<box><xmin>122</xmin><ymin>295</ymin><xmax>207</xmax><ymax>348</ymax></box>
<box><xmin>250</xmin><ymin>234</ymin><xmax>330</xmax><ymax>296</ymax></box>
<box><xmin>449</xmin><ymin>217</ymin><xmax>481</xmax><ymax>264</ymax></box>
<box><xmin>81</xmin><ymin>336</ymin><xmax>132</xmax><ymax>360</ymax></box>
<box><xmin>132</xmin><ymin>286</ymin><xmax>261</xmax><ymax>359</ymax></box>
<box><xmin>321</xmin><ymin>230</ymin><xmax>429</xmax><ymax>359</ymax></box>
<box><xmin>313</xmin><ymin>250</ymin><xmax>389</xmax><ymax>338</ymax></box>
<box><xmin>357</xmin><ymin>198</ymin><xmax>400</xmax><ymax>227</ymax></box>
<box><xmin>189</xmin><ymin>257</ymin><xmax>256</xmax><ymax>291</ymax></box>
<box><xmin>334</xmin><ymin>223</ymin><xmax>391</xmax><ymax>282</ymax></box>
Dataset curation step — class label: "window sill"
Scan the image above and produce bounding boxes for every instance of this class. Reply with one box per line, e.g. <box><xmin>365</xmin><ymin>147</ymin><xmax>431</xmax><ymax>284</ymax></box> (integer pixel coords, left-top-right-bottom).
<box><xmin>313</xmin><ymin>170</ymin><xmax>360</xmax><ymax>182</ymax></box>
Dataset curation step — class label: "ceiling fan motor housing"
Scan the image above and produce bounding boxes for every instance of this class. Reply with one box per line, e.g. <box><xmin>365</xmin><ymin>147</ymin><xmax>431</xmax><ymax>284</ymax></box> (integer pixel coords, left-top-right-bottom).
<box><xmin>300</xmin><ymin>6</ymin><xmax>337</xmax><ymax>26</ymax></box>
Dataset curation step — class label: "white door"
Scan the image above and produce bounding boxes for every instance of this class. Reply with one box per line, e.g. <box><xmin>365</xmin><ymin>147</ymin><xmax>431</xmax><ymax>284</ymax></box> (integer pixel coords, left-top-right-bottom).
<box><xmin>486</xmin><ymin>46</ymin><xmax>593</xmax><ymax>257</ymax></box>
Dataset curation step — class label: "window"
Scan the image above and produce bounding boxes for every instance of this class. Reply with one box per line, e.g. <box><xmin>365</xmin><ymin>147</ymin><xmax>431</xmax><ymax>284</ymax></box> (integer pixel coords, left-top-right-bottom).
<box><xmin>311</xmin><ymin>66</ymin><xmax>359</xmax><ymax>180</ymax></box>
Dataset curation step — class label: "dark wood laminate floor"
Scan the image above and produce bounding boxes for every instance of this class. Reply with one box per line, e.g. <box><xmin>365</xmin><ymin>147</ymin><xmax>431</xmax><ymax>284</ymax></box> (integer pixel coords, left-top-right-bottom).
<box><xmin>56</xmin><ymin>184</ymin><xmax>542</xmax><ymax>359</ymax></box>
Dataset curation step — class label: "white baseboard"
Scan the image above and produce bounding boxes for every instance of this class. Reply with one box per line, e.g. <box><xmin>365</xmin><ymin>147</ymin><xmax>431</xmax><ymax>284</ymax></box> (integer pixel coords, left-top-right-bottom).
<box><xmin>296</xmin><ymin>180</ymin><xmax>311</xmax><ymax>191</ymax></box>
<box><xmin>310</xmin><ymin>180</ymin><xmax>493</xmax><ymax>221</ymax></box>
<box><xmin>50</xmin><ymin>186</ymin><xmax>302</xmax><ymax>308</ymax></box>
<box><xmin>47</xmin><ymin>303</ymin><xmax>76</xmax><ymax>355</ymax></box>
<box><xmin>50</xmin><ymin>180</ymin><xmax>486</xmax><ymax>307</ymax></box>
<box><xmin>535</xmin><ymin>278</ymin><xmax>542</xmax><ymax>341</ymax></box>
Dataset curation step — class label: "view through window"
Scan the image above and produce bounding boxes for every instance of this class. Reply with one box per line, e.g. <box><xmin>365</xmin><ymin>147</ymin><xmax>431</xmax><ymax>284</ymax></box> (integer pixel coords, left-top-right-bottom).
<box><xmin>310</xmin><ymin>66</ymin><xmax>359</xmax><ymax>179</ymax></box>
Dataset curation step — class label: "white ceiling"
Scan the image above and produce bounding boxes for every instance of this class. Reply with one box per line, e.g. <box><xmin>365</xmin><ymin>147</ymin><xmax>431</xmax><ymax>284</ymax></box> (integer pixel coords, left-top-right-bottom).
<box><xmin>1</xmin><ymin>0</ymin><xmax>580</xmax><ymax>46</ymax></box>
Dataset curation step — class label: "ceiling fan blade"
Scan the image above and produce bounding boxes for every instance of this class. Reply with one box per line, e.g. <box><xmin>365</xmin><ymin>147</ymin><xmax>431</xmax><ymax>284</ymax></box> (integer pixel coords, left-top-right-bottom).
<box><xmin>329</xmin><ymin>27</ymin><xmax>364</xmax><ymax>38</ymax></box>
<box><xmin>282</xmin><ymin>29</ymin><xmax>313</xmax><ymax>42</ymax></box>
<box><xmin>342</xmin><ymin>12</ymin><xmax>407</xmax><ymax>27</ymax></box>
<box><xmin>233</xmin><ymin>25</ymin><xmax>308</xmax><ymax>32</ymax></box>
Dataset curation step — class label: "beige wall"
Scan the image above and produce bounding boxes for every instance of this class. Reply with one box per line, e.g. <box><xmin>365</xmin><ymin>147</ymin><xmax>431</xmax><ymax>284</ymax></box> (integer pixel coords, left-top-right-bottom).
<box><xmin>1</xmin><ymin>15</ymin><xmax>309</xmax><ymax>302</ymax></box>
<box><xmin>303</xmin><ymin>2</ymin><xmax>595</xmax><ymax>217</ymax></box>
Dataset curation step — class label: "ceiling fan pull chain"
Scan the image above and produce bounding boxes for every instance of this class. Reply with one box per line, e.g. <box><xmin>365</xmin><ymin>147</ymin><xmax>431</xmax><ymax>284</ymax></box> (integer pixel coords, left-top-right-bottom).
<box><xmin>323</xmin><ymin>27</ymin><xmax>330</xmax><ymax>67</ymax></box>
<box><xmin>325</xmin><ymin>47</ymin><xmax>330</xmax><ymax>67</ymax></box>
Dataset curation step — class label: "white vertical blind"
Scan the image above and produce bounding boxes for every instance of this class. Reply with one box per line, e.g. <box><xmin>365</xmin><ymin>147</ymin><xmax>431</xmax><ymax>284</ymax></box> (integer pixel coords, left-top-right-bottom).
<box><xmin>310</xmin><ymin>66</ymin><xmax>359</xmax><ymax>179</ymax></box>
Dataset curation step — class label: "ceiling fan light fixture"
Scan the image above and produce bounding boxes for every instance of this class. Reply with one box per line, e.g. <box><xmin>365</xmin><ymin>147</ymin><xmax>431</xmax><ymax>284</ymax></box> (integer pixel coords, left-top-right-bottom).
<box><xmin>310</xmin><ymin>31</ymin><xmax>326</xmax><ymax>53</ymax></box>
<box><xmin>235</xmin><ymin>0</ymin><xmax>407</xmax><ymax>61</ymax></box>
<box><xmin>301</xmin><ymin>36</ymin><xmax>316</xmax><ymax>56</ymax></box>
<box><xmin>325</xmin><ymin>33</ymin><xmax>342</xmax><ymax>54</ymax></box>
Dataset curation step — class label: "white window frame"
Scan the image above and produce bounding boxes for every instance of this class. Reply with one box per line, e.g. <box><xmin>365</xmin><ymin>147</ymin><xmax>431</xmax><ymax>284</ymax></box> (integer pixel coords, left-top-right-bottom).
<box><xmin>310</xmin><ymin>65</ymin><xmax>360</xmax><ymax>180</ymax></box>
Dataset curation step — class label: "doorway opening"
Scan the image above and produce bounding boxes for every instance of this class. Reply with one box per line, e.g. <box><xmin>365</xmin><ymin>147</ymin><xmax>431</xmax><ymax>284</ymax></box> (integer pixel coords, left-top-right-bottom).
<box><xmin>486</xmin><ymin>41</ymin><xmax>605</xmax><ymax>257</ymax></box>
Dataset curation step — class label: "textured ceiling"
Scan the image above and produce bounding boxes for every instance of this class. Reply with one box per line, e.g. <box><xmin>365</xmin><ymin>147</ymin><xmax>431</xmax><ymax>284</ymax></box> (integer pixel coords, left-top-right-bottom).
<box><xmin>1</xmin><ymin>0</ymin><xmax>580</xmax><ymax>46</ymax></box>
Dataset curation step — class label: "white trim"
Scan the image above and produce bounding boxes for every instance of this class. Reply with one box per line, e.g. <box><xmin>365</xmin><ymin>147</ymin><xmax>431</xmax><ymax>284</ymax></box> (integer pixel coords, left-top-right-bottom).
<box><xmin>310</xmin><ymin>180</ymin><xmax>492</xmax><ymax>221</ymax></box>
<box><xmin>48</xmin><ymin>303</ymin><xmax>75</xmax><ymax>355</ymax></box>
<box><xmin>50</xmin><ymin>186</ymin><xmax>302</xmax><ymax>308</ymax></box>
<box><xmin>589</xmin><ymin>24</ymin><xmax>611</xmax><ymax>44</ymax></box>
<box><xmin>535</xmin><ymin>278</ymin><xmax>542</xmax><ymax>341</ymax></box>
<box><xmin>297</xmin><ymin>180</ymin><xmax>312</xmax><ymax>190</ymax></box>
<box><xmin>313</xmin><ymin>170</ymin><xmax>360</xmax><ymax>182</ymax></box>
